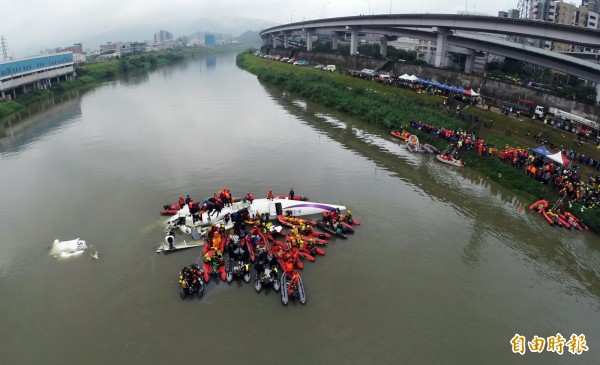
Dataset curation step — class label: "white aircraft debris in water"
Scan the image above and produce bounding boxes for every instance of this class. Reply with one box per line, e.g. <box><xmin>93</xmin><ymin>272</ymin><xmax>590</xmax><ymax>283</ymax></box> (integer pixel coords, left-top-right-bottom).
<box><xmin>166</xmin><ymin>197</ymin><xmax>346</xmax><ymax>234</ymax></box>
<box><xmin>50</xmin><ymin>238</ymin><xmax>88</xmax><ymax>258</ymax></box>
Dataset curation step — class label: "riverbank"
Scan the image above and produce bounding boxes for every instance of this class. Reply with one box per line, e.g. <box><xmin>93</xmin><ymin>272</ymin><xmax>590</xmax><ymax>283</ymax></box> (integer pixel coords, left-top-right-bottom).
<box><xmin>0</xmin><ymin>45</ymin><xmax>249</xmax><ymax>123</ymax></box>
<box><xmin>237</xmin><ymin>51</ymin><xmax>600</xmax><ymax>232</ymax></box>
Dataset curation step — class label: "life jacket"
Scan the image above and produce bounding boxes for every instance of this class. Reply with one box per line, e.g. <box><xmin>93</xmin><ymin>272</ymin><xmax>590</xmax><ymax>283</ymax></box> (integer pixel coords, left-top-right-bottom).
<box><xmin>285</xmin><ymin>261</ymin><xmax>293</xmax><ymax>273</ymax></box>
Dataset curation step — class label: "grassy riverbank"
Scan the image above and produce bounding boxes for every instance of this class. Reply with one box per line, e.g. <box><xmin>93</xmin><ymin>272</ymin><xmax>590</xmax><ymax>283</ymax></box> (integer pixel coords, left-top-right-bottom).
<box><xmin>0</xmin><ymin>45</ymin><xmax>247</xmax><ymax>121</ymax></box>
<box><xmin>237</xmin><ymin>51</ymin><xmax>600</xmax><ymax>232</ymax></box>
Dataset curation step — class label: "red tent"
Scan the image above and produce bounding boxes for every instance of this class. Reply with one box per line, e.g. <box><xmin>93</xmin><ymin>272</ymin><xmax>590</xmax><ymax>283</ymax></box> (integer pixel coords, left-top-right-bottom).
<box><xmin>547</xmin><ymin>151</ymin><xmax>571</xmax><ymax>165</ymax></box>
<box><xmin>463</xmin><ymin>89</ymin><xmax>480</xmax><ymax>96</ymax></box>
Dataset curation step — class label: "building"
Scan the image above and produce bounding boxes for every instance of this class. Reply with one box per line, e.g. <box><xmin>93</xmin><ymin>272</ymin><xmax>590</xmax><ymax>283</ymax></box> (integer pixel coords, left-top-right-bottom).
<box><xmin>531</xmin><ymin>0</ymin><xmax>551</xmax><ymax>21</ymax></box>
<box><xmin>498</xmin><ymin>9</ymin><xmax>520</xmax><ymax>18</ymax></box>
<box><xmin>0</xmin><ymin>53</ymin><xmax>75</xmax><ymax>100</ymax></box>
<box><xmin>582</xmin><ymin>0</ymin><xmax>598</xmax><ymax>12</ymax></box>
<box><xmin>543</xmin><ymin>1</ymin><xmax>578</xmax><ymax>52</ymax></box>
<box><xmin>56</xmin><ymin>43</ymin><xmax>83</xmax><ymax>54</ymax></box>
<box><xmin>204</xmin><ymin>34</ymin><xmax>216</xmax><ymax>46</ymax></box>
<box><xmin>100</xmin><ymin>42</ymin><xmax>117</xmax><ymax>53</ymax></box>
<box><xmin>119</xmin><ymin>41</ymin><xmax>147</xmax><ymax>56</ymax></box>
<box><xmin>528</xmin><ymin>1</ymin><xmax>599</xmax><ymax>53</ymax></box>
<box><xmin>154</xmin><ymin>30</ymin><xmax>173</xmax><ymax>44</ymax></box>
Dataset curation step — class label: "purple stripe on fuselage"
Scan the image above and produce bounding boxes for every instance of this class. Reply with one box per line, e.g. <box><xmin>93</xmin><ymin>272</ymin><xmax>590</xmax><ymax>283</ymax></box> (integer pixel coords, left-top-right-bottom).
<box><xmin>286</xmin><ymin>203</ymin><xmax>339</xmax><ymax>211</ymax></box>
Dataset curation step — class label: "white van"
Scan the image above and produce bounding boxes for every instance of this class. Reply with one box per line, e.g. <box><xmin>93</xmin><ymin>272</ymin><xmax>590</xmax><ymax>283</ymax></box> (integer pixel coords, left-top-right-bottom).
<box><xmin>323</xmin><ymin>65</ymin><xmax>336</xmax><ymax>72</ymax></box>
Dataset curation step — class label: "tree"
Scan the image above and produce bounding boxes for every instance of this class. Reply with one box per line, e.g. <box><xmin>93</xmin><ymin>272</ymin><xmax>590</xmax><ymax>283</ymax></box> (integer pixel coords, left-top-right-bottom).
<box><xmin>521</xmin><ymin>62</ymin><xmax>548</xmax><ymax>84</ymax></box>
<box><xmin>486</xmin><ymin>60</ymin><xmax>502</xmax><ymax>71</ymax></box>
<box><xmin>311</xmin><ymin>41</ymin><xmax>331</xmax><ymax>52</ymax></box>
<box><xmin>501</xmin><ymin>57</ymin><xmax>523</xmax><ymax>76</ymax></box>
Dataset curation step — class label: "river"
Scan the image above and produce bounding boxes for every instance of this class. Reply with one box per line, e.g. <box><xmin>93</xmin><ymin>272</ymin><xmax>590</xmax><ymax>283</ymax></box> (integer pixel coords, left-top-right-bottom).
<box><xmin>0</xmin><ymin>52</ymin><xmax>598</xmax><ymax>364</ymax></box>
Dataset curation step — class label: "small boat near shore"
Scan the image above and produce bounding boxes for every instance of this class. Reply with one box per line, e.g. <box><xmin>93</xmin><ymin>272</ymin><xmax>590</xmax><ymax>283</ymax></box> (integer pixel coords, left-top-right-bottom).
<box><xmin>405</xmin><ymin>135</ymin><xmax>424</xmax><ymax>153</ymax></box>
<box><xmin>436</xmin><ymin>154</ymin><xmax>464</xmax><ymax>167</ymax></box>
<box><xmin>422</xmin><ymin>144</ymin><xmax>440</xmax><ymax>154</ymax></box>
<box><xmin>391</xmin><ymin>130</ymin><xmax>410</xmax><ymax>141</ymax></box>
<box><xmin>156</xmin><ymin>234</ymin><xmax>203</xmax><ymax>253</ymax></box>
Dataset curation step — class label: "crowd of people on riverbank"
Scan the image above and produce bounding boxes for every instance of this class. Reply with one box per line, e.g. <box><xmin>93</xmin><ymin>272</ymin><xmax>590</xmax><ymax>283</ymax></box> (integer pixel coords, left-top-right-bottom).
<box><xmin>346</xmin><ymin>70</ymin><xmax>482</xmax><ymax>107</ymax></box>
<box><xmin>409</xmin><ymin>120</ymin><xmax>600</xmax><ymax>208</ymax></box>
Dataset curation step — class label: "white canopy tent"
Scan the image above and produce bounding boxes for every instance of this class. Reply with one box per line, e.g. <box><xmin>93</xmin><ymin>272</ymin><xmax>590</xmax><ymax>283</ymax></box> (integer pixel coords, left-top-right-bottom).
<box><xmin>547</xmin><ymin>151</ymin><xmax>571</xmax><ymax>165</ymax></box>
<box><xmin>464</xmin><ymin>89</ymin><xmax>480</xmax><ymax>96</ymax></box>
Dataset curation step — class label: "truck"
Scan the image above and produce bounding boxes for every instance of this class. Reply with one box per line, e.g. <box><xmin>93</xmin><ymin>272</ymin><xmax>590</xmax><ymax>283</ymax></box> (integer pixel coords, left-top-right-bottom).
<box><xmin>502</xmin><ymin>99</ymin><xmax>598</xmax><ymax>132</ymax></box>
<box><xmin>500</xmin><ymin>99</ymin><xmax>545</xmax><ymax>118</ymax></box>
<box><xmin>547</xmin><ymin>107</ymin><xmax>598</xmax><ymax>131</ymax></box>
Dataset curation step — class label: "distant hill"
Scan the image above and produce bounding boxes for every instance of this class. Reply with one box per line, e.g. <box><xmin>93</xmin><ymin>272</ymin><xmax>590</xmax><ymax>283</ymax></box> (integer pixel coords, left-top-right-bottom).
<box><xmin>79</xmin><ymin>16</ymin><xmax>268</xmax><ymax>51</ymax></box>
<box><xmin>233</xmin><ymin>31</ymin><xmax>261</xmax><ymax>46</ymax></box>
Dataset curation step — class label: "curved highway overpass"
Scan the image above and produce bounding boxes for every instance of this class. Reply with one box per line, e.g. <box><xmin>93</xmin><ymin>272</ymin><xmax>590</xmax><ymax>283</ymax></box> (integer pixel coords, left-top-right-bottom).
<box><xmin>260</xmin><ymin>14</ymin><xmax>600</xmax><ymax>86</ymax></box>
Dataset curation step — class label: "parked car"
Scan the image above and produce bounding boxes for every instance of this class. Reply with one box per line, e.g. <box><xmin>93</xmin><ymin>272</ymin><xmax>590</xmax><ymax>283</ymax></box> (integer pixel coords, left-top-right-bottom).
<box><xmin>359</xmin><ymin>68</ymin><xmax>375</xmax><ymax>78</ymax></box>
<box><xmin>287</xmin><ymin>58</ymin><xmax>295</xmax><ymax>63</ymax></box>
<box><xmin>294</xmin><ymin>60</ymin><xmax>309</xmax><ymax>66</ymax></box>
<box><xmin>314</xmin><ymin>64</ymin><xmax>325</xmax><ymax>69</ymax></box>
<box><xmin>324</xmin><ymin>65</ymin><xmax>336</xmax><ymax>72</ymax></box>
<box><xmin>375</xmin><ymin>73</ymin><xmax>392</xmax><ymax>83</ymax></box>
<box><xmin>280</xmin><ymin>57</ymin><xmax>289</xmax><ymax>62</ymax></box>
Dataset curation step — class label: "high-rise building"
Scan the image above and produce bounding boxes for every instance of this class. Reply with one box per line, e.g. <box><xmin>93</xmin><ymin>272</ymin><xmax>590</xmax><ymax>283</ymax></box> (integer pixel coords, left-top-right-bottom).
<box><xmin>154</xmin><ymin>30</ymin><xmax>173</xmax><ymax>44</ymax></box>
<box><xmin>531</xmin><ymin>0</ymin><xmax>551</xmax><ymax>21</ymax></box>
<box><xmin>582</xmin><ymin>0</ymin><xmax>598</xmax><ymax>13</ymax></box>
<box><xmin>576</xmin><ymin>5</ymin><xmax>599</xmax><ymax>28</ymax></box>
<box><xmin>204</xmin><ymin>34</ymin><xmax>216</xmax><ymax>46</ymax></box>
<box><xmin>529</xmin><ymin>1</ymin><xmax>598</xmax><ymax>52</ymax></box>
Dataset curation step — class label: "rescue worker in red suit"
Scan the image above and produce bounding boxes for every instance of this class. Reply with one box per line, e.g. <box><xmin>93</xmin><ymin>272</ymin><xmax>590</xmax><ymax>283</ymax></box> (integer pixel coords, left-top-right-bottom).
<box><xmin>284</xmin><ymin>259</ymin><xmax>299</xmax><ymax>294</ymax></box>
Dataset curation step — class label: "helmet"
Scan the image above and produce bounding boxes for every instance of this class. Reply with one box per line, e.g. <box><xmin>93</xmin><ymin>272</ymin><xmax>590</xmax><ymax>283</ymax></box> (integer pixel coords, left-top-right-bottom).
<box><xmin>348</xmin><ymin>210</ymin><xmax>352</xmax><ymax>214</ymax></box>
<box><xmin>285</xmin><ymin>261</ymin><xmax>293</xmax><ymax>272</ymax></box>
<box><xmin>218</xmin><ymin>258</ymin><xmax>225</xmax><ymax>265</ymax></box>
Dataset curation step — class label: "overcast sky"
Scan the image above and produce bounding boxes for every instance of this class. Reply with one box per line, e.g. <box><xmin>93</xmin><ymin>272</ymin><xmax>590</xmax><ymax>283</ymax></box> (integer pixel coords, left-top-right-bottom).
<box><xmin>2</xmin><ymin>0</ymin><xmax>515</xmax><ymax>57</ymax></box>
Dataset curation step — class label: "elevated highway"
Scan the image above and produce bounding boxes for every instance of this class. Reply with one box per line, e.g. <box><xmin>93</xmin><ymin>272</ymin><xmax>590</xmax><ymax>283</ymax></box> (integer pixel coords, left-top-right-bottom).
<box><xmin>262</xmin><ymin>14</ymin><xmax>600</xmax><ymax>48</ymax></box>
<box><xmin>260</xmin><ymin>14</ymin><xmax>600</xmax><ymax>94</ymax></box>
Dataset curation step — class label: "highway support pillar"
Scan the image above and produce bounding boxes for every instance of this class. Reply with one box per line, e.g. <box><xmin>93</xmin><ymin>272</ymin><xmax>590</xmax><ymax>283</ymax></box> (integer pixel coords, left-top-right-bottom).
<box><xmin>332</xmin><ymin>34</ymin><xmax>338</xmax><ymax>50</ymax></box>
<box><xmin>305</xmin><ymin>29</ymin><xmax>313</xmax><ymax>51</ymax></box>
<box><xmin>350</xmin><ymin>29</ymin><xmax>358</xmax><ymax>56</ymax></box>
<box><xmin>434</xmin><ymin>27</ymin><xmax>452</xmax><ymax>68</ymax></box>
<box><xmin>380</xmin><ymin>36</ymin><xmax>388</xmax><ymax>57</ymax></box>
<box><xmin>465</xmin><ymin>50</ymin><xmax>475</xmax><ymax>74</ymax></box>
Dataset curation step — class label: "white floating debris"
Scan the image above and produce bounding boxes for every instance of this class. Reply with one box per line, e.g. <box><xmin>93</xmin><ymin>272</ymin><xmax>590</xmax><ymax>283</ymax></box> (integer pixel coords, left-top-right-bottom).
<box><xmin>50</xmin><ymin>238</ymin><xmax>87</xmax><ymax>258</ymax></box>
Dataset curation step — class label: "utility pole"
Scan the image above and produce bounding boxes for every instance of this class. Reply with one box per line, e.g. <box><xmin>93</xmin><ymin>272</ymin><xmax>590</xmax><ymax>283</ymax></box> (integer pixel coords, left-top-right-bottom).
<box><xmin>517</xmin><ymin>0</ymin><xmax>530</xmax><ymax>19</ymax></box>
<box><xmin>322</xmin><ymin>2</ymin><xmax>330</xmax><ymax>19</ymax></box>
<box><xmin>0</xmin><ymin>36</ymin><xmax>9</xmax><ymax>61</ymax></box>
